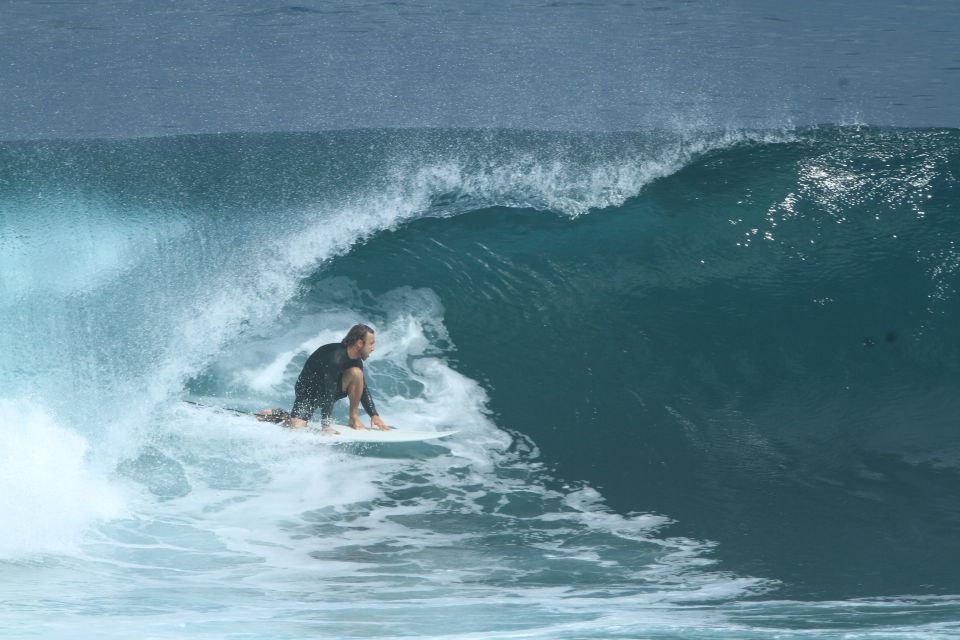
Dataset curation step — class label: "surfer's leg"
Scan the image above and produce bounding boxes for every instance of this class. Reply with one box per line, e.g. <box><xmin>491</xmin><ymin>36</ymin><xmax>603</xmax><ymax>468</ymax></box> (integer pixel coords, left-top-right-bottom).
<box><xmin>342</xmin><ymin>367</ymin><xmax>365</xmax><ymax>430</ymax></box>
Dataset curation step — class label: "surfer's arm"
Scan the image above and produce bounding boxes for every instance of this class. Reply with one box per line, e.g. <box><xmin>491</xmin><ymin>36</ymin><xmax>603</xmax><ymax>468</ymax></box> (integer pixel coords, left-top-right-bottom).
<box><xmin>360</xmin><ymin>382</ymin><xmax>390</xmax><ymax>430</ymax></box>
<box><xmin>318</xmin><ymin>370</ymin><xmax>341</xmax><ymax>423</ymax></box>
<box><xmin>360</xmin><ymin>385</ymin><xmax>378</xmax><ymax>417</ymax></box>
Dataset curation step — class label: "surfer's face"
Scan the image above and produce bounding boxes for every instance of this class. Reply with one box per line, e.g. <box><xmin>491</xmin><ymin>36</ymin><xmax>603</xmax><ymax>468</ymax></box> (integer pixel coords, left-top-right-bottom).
<box><xmin>358</xmin><ymin>333</ymin><xmax>375</xmax><ymax>360</ymax></box>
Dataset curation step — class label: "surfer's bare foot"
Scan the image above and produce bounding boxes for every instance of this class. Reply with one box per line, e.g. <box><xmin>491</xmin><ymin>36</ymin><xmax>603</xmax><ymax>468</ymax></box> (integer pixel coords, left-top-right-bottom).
<box><xmin>348</xmin><ymin>416</ymin><xmax>365</xmax><ymax>430</ymax></box>
<box><xmin>256</xmin><ymin>408</ymin><xmax>288</xmax><ymax>423</ymax></box>
<box><xmin>320</xmin><ymin>426</ymin><xmax>341</xmax><ymax>436</ymax></box>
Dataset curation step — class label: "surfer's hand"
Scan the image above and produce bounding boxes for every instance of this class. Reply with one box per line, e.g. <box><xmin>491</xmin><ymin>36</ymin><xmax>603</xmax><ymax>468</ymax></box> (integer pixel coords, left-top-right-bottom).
<box><xmin>371</xmin><ymin>415</ymin><xmax>390</xmax><ymax>431</ymax></box>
